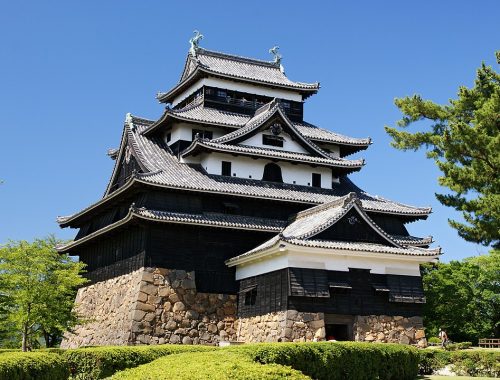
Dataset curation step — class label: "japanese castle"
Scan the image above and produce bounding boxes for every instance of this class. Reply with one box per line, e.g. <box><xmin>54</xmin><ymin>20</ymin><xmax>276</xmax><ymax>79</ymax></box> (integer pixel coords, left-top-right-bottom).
<box><xmin>58</xmin><ymin>33</ymin><xmax>440</xmax><ymax>348</ymax></box>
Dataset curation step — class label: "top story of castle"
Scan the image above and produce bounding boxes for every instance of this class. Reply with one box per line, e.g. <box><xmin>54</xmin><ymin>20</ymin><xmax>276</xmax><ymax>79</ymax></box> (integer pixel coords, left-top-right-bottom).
<box><xmin>58</xmin><ymin>33</ymin><xmax>440</xmax><ymax>348</ymax></box>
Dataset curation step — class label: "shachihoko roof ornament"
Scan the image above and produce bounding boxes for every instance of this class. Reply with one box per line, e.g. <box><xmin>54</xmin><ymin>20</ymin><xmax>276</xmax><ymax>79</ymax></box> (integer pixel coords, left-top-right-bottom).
<box><xmin>269</xmin><ymin>45</ymin><xmax>284</xmax><ymax>73</ymax></box>
<box><xmin>189</xmin><ymin>30</ymin><xmax>203</xmax><ymax>57</ymax></box>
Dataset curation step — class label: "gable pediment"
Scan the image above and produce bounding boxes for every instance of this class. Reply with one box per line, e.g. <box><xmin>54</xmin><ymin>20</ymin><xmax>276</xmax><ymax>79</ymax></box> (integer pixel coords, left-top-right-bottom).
<box><xmin>212</xmin><ymin>100</ymin><xmax>332</xmax><ymax>159</ymax></box>
<box><xmin>282</xmin><ymin>193</ymin><xmax>402</xmax><ymax>248</ymax></box>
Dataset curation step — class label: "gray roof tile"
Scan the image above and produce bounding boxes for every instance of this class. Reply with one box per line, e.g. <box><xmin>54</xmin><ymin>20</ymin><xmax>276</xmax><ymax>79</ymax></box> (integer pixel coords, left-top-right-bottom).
<box><xmin>57</xmin><ymin>115</ymin><xmax>432</xmax><ymax>226</ymax></box>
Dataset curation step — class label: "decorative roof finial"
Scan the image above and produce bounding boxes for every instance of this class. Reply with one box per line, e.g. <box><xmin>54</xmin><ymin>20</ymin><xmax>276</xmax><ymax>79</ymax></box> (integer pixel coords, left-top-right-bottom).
<box><xmin>269</xmin><ymin>45</ymin><xmax>284</xmax><ymax>73</ymax></box>
<box><xmin>189</xmin><ymin>30</ymin><xmax>204</xmax><ymax>57</ymax></box>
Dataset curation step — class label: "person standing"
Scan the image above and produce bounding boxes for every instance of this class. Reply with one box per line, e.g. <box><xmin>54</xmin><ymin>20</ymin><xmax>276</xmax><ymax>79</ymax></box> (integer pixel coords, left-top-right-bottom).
<box><xmin>439</xmin><ymin>328</ymin><xmax>448</xmax><ymax>347</ymax></box>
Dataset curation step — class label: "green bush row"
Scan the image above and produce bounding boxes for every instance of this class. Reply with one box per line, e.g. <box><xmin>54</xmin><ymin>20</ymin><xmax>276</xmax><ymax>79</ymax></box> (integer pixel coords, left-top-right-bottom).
<box><xmin>110</xmin><ymin>350</ymin><xmax>309</xmax><ymax>380</ymax></box>
<box><xmin>247</xmin><ymin>342</ymin><xmax>419</xmax><ymax>380</ymax></box>
<box><xmin>64</xmin><ymin>345</ymin><xmax>215</xmax><ymax>379</ymax></box>
<box><xmin>0</xmin><ymin>345</ymin><xmax>215</xmax><ymax>380</ymax></box>
<box><xmin>111</xmin><ymin>342</ymin><xmax>420</xmax><ymax>380</ymax></box>
<box><xmin>0</xmin><ymin>352</ymin><xmax>69</xmax><ymax>380</ymax></box>
<box><xmin>418</xmin><ymin>349</ymin><xmax>500</xmax><ymax>377</ymax></box>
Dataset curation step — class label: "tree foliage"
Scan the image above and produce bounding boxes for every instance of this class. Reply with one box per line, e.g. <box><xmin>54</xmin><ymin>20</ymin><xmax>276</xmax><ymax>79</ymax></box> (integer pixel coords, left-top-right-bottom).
<box><xmin>385</xmin><ymin>57</ymin><xmax>500</xmax><ymax>247</ymax></box>
<box><xmin>421</xmin><ymin>249</ymin><xmax>500</xmax><ymax>343</ymax></box>
<box><xmin>0</xmin><ymin>237</ymin><xmax>87</xmax><ymax>350</ymax></box>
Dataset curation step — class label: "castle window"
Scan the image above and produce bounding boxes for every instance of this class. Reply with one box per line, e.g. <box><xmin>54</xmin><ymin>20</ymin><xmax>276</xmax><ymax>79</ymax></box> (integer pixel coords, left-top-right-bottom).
<box><xmin>221</xmin><ymin>161</ymin><xmax>232</xmax><ymax>176</ymax></box>
<box><xmin>192</xmin><ymin>129</ymin><xmax>213</xmax><ymax>140</ymax></box>
<box><xmin>312</xmin><ymin>173</ymin><xmax>321</xmax><ymax>188</ymax></box>
<box><xmin>217</xmin><ymin>89</ymin><xmax>227</xmax><ymax>98</ymax></box>
<box><xmin>166</xmin><ymin>132</ymin><xmax>171</xmax><ymax>143</ymax></box>
<box><xmin>262</xmin><ymin>163</ymin><xmax>283</xmax><ymax>183</ymax></box>
<box><xmin>244</xmin><ymin>287</ymin><xmax>257</xmax><ymax>306</ymax></box>
<box><xmin>262</xmin><ymin>134</ymin><xmax>284</xmax><ymax>147</ymax></box>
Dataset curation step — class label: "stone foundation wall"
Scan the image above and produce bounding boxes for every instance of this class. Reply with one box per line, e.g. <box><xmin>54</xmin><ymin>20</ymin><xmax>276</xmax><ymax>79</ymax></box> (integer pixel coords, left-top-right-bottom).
<box><xmin>354</xmin><ymin>315</ymin><xmax>427</xmax><ymax>346</ymax></box>
<box><xmin>61</xmin><ymin>267</ymin><xmax>144</xmax><ymax>348</ymax></box>
<box><xmin>237</xmin><ymin>310</ymin><xmax>325</xmax><ymax>343</ymax></box>
<box><xmin>61</xmin><ymin>267</ymin><xmax>426</xmax><ymax>348</ymax></box>
<box><xmin>61</xmin><ymin>267</ymin><xmax>238</xmax><ymax>348</ymax></box>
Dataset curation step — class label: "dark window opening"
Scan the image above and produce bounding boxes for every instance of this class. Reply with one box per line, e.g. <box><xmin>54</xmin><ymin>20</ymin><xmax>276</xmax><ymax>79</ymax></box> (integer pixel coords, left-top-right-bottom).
<box><xmin>221</xmin><ymin>161</ymin><xmax>231</xmax><ymax>176</ymax></box>
<box><xmin>217</xmin><ymin>90</ymin><xmax>227</xmax><ymax>98</ymax></box>
<box><xmin>325</xmin><ymin>324</ymin><xmax>350</xmax><ymax>341</ymax></box>
<box><xmin>262</xmin><ymin>134</ymin><xmax>284</xmax><ymax>147</ymax></box>
<box><xmin>244</xmin><ymin>288</ymin><xmax>257</xmax><ymax>306</ymax></box>
<box><xmin>166</xmin><ymin>132</ymin><xmax>171</xmax><ymax>143</ymax></box>
<box><xmin>312</xmin><ymin>173</ymin><xmax>321</xmax><ymax>188</ymax></box>
<box><xmin>262</xmin><ymin>163</ymin><xmax>283</xmax><ymax>183</ymax></box>
<box><xmin>192</xmin><ymin>129</ymin><xmax>213</xmax><ymax>140</ymax></box>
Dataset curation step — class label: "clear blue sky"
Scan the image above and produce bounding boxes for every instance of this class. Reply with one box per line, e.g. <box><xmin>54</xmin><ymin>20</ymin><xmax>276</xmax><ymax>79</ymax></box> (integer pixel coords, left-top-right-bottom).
<box><xmin>0</xmin><ymin>1</ymin><xmax>498</xmax><ymax>261</ymax></box>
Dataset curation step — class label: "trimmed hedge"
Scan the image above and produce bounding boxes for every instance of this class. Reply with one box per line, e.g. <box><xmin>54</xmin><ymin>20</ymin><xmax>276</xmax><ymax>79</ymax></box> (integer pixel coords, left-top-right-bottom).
<box><xmin>419</xmin><ymin>349</ymin><xmax>500</xmax><ymax>377</ymax></box>
<box><xmin>63</xmin><ymin>345</ymin><xmax>216</xmax><ymax>379</ymax></box>
<box><xmin>0</xmin><ymin>352</ymin><xmax>69</xmax><ymax>380</ymax></box>
<box><xmin>110</xmin><ymin>350</ymin><xmax>308</xmax><ymax>380</ymax></box>
<box><xmin>247</xmin><ymin>342</ymin><xmax>419</xmax><ymax>380</ymax></box>
<box><xmin>110</xmin><ymin>342</ymin><xmax>419</xmax><ymax>380</ymax></box>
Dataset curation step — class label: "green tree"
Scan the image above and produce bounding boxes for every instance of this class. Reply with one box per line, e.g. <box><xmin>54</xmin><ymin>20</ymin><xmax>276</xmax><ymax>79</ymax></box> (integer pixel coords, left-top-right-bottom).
<box><xmin>421</xmin><ymin>249</ymin><xmax>500</xmax><ymax>343</ymax></box>
<box><xmin>0</xmin><ymin>237</ymin><xmax>86</xmax><ymax>351</ymax></box>
<box><xmin>385</xmin><ymin>55</ymin><xmax>500</xmax><ymax>247</ymax></box>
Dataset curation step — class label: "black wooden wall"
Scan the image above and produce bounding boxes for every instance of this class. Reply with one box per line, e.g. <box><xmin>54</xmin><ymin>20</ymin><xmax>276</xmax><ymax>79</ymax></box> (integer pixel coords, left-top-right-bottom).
<box><xmin>146</xmin><ymin>223</ymin><xmax>274</xmax><ymax>294</ymax></box>
<box><xmin>76</xmin><ymin>225</ymin><xmax>147</xmax><ymax>283</ymax></box>
<box><xmin>238</xmin><ymin>267</ymin><xmax>424</xmax><ymax>318</ymax></box>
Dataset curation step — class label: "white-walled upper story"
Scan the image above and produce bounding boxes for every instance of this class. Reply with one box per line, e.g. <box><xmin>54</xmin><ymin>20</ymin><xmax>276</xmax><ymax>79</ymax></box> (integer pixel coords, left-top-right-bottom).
<box><xmin>182</xmin><ymin>152</ymin><xmax>334</xmax><ymax>189</ymax></box>
<box><xmin>172</xmin><ymin>77</ymin><xmax>303</xmax><ymax>107</ymax></box>
<box><xmin>163</xmin><ymin>122</ymin><xmax>226</xmax><ymax>145</ymax></box>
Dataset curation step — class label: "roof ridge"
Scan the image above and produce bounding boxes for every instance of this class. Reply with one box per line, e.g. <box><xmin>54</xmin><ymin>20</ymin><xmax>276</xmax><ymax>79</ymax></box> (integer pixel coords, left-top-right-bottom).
<box><xmin>196</xmin><ymin>48</ymin><xmax>279</xmax><ymax>68</ymax></box>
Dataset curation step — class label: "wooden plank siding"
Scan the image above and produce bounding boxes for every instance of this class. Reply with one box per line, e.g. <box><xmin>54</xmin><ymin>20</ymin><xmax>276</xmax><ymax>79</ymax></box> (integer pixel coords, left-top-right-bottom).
<box><xmin>238</xmin><ymin>268</ymin><xmax>424</xmax><ymax>318</ymax></box>
<box><xmin>145</xmin><ymin>223</ymin><xmax>274</xmax><ymax>294</ymax></box>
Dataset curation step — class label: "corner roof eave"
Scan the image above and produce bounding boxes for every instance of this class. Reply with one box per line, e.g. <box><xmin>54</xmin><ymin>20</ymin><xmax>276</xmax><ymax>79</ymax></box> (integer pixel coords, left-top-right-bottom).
<box><xmin>156</xmin><ymin>66</ymin><xmax>320</xmax><ymax>104</ymax></box>
<box><xmin>57</xmin><ymin>208</ymin><xmax>284</xmax><ymax>252</ymax></box>
<box><xmin>225</xmin><ymin>239</ymin><xmax>441</xmax><ymax>268</ymax></box>
<box><xmin>57</xmin><ymin>176</ymin><xmax>138</xmax><ymax>228</ymax></box>
<box><xmin>58</xmin><ymin>175</ymin><xmax>432</xmax><ymax>229</ymax></box>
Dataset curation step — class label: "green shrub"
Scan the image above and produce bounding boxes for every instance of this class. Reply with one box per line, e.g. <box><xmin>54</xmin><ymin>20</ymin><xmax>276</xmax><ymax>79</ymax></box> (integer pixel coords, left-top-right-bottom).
<box><xmin>450</xmin><ymin>350</ymin><xmax>500</xmax><ymax>377</ymax></box>
<box><xmin>418</xmin><ymin>349</ymin><xmax>500</xmax><ymax>377</ymax></box>
<box><xmin>110</xmin><ymin>350</ymin><xmax>309</xmax><ymax>380</ymax></box>
<box><xmin>444</xmin><ymin>341</ymin><xmax>472</xmax><ymax>351</ymax></box>
<box><xmin>247</xmin><ymin>342</ymin><xmax>419</xmax><ymax>380</ymax></box>
<box><xmin>0</xmin><ymin>351</ymin><xmax>69</xmax><ymax>380</ymax></box>
<box><xmin>111</xmin><ymin>342</ymin><xmax>419</xmax><ymax>380</ymax></box>
<box><xmin>427</xmin><ymin>337</ymin><xmax>441</xmax><ymax>344</ymax></box>
<box><xmin>418</xmin><ymin>350</ymin><xmax>451</xmax><ymax>375</ymax></box>
<box><xmin>63</xmin><ymin>344</ymin><xmax>216</xmax><ymax>379</ymax></box>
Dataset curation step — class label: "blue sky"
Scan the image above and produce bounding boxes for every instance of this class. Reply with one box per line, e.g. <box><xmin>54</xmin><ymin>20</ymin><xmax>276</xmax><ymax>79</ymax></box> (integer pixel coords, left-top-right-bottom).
<box><xmin>0</xmin><ymin>1</ymin><xmax>498</xmax><ymax>261</ymax></box>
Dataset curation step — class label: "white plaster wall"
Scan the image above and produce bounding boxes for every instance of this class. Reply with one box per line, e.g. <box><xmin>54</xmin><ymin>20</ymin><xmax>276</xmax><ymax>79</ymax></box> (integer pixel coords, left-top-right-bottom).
<box><xmin>194</xmin><ymin>152</ymin><xmax>333</xmax><ymax>188</ymax></box>
<box><xmin>316</xmin><ymin>142</ymin><xmax>340</xmax><ymax>158</ymax></box>
<box><xmin>240</xmin><ymin>132</ymin><xmax>309</xmax><ymax>154</ymax></box>
<box><xmin>234</xmin><ymin>249</ymin><xmax>426</xmax><ymax>280</ymax></box>
<box><xmin>165</xmin><ymin>122</ymin><xmax>226</xmax><ymax>146</ymax></box>
<box><xmin>172</xmin><ymin>77</ymin><xmax>303</xmax><ymax>106</ymax></box>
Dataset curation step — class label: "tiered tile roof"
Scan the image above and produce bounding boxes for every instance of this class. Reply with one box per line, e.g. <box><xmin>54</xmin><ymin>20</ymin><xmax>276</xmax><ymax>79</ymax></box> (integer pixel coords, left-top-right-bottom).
<box><xmin>157</xmin><ymin>48</ymin><xmax>320</xmax><ymax>103</ymax></box>
<box><xmin>57</xmin><ymin>115</ymin><xmax>432</xmax><ymax>228</ymax></box>
<box><xmin>58</xmin><ymin>206</ymin><xmax>286</xmax><ymax>251</ymax></box>
<box><xmin>143</xmin><ymin>100</ymin><xmax>371</xmax><ymax>154</ymax></box>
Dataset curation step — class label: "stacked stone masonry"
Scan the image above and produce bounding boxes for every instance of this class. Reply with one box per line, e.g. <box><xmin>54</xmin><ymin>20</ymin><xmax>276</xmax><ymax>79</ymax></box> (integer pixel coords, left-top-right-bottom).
<box><xmin>62</xmin><ymin>267</ymin><xmax>427</xmax><ymax>348</ymax></box>
<box><xmin>62</xmin><ymin>267</ymin><xmax>238</xmax><ymax>348</ymax></box>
